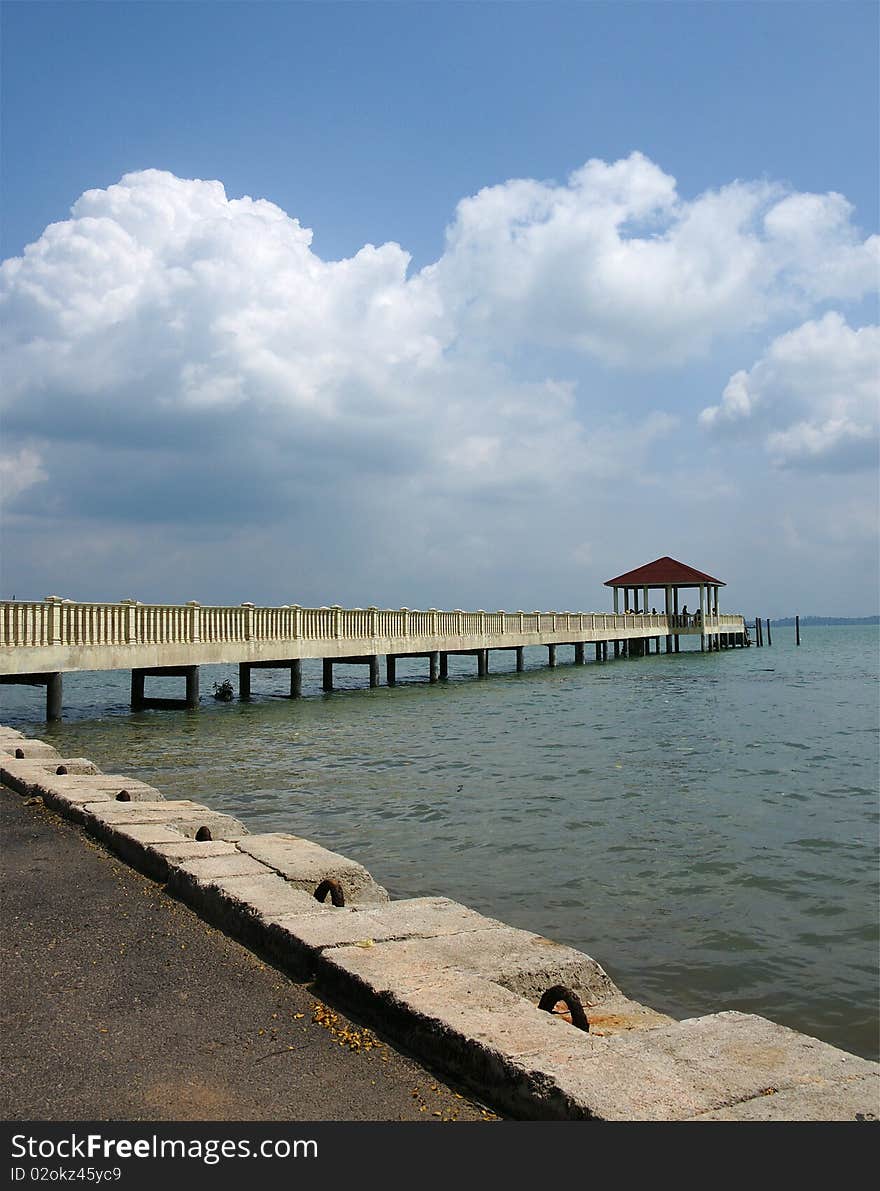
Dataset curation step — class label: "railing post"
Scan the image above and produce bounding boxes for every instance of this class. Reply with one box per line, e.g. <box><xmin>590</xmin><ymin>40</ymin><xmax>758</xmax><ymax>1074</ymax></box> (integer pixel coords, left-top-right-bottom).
<box><xmin>121</xmin><ymin>599</ymin><xmax>139</xmax><ymax>645</ymax></box>
<box><xmin>499</xmin><ymin>611</ymin><xmax>505</xmax><ymax>635</ymax></box>
<box><xmin>292</xmin><ymin>605</ymin><xmax>302</xmax><ymax>638</ymax></box>
<box><xmin>401</xmin><ymin>608</ymin><xmax>410</xmax><ymax>638</ymax></box>
<box><xmin>240</xmin><ymin>601</ymin><xmax>254</xmax><ymax>640</ymax></box>
<box><xmin>455</xmin><ymin>609</ymin><xmax>463</xmax><ymax>636</ymax></box>
<box><xmin>429</xmin><ymin>608</ymin><xmax>438</xmax><ymax>636</ymax></box>
<box><xmin>478</xmin><ymin>610</ymin><xmax>486</xmax><ymax>636</ymax></box>
<box><xmin>519</xmin><ymin>611</ymin><xmax>524</xmax><ymax>633</ymax></box>
<box><xmin>369</xmin><ymin>606</ymin><xmax>378</xmax><ymax>637</ymax></box>
<box><xmin>44</xmin><ymin>596</ymin><xmax>62</xmax><ymax>646</ymax></box>
<box><xmin>333</xmin><ymin>605</ymin><xmax>342</xmax><ymax>638</ymax></box>
<box><xmin>187</xmin><ymin>600</ymin><xmax>201</xmax><ymax>642</ymax></box>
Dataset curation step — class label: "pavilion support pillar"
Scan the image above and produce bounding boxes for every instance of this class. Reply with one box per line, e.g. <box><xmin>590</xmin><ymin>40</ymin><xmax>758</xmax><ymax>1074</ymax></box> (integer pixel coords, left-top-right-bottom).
<box><xmin>429</xmin><ymin>652</ymin><xmax>440</xmax><ymax>683</ymax></box>
<box><xmin>322</xmin><ymin>659</ymin><xmax>333</xmax><ymax>692</ymax></box>
<box><xmin>239</xmin><ymin>664</ymin><xmax>251</xmax><ymax>701</ymax></box>
<box><xmin>547</xmin><ymin>645</ymin><xmax>557</xmax><ymax>667</ymax></box>
<box><xmin>574</xmin><ymin>642</ymin><xmax>585</xmax><ymax>665</ymax></box>
<box><xmin>440</xmin><ymin>652</ymin><xmax>449</xmax><ymax>679</ymax></box>
<box><xmin>515</xmin><ymin>647</ymin><xmax>524</xmax><ymax>672</ymax></box>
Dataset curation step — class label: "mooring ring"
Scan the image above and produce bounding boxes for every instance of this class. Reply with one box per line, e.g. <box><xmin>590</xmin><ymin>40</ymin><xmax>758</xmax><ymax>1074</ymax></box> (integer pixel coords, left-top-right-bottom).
<box><xmin>314</xmin><ymin>878</ymin><xmax>345</xmax><ymax>907</ymax></box>
<box><xmin>538</xmin><ymin>984</ymin><xmax>590</xmax><ymax>1032</ymax></box>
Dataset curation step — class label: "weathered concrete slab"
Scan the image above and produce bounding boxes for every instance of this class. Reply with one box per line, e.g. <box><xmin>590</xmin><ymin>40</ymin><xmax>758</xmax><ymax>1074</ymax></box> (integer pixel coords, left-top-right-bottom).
<box><xmin>266</xmin><ymin>896</ymin><xmax>507</xmax><ymax>951</ymax></box>
<box><xmin>237</xmin><ymin>832</ymin><xmax>389</xmax><ymax>904</ymax></box>
<box><xmin>168</xmin><ymin>869</ymin><xmax>329</xmax><ymax>973</ymax></box>
<box><xmin>82</xmin><ymin>800</ymin><xmax>248</xmax><ymax>846</ymax></box>
<box><xmin>0</xmin><ymin>727</ymin><xmax>25</xmax><ymax>740</ymax></box>
<box><xmin>506</xmin><ymin>1011</ymin><xmax>880</xmax><ymax>1121</ymax></box>
<box><xmin>318</xmin><ymin>924</ymin><xmax>617</xmax><ymax>1003</ymax></box>
<box><xmin>1</xmin><ymin>740</ymin><xmax>61</xmax><ymax>760</ymax></box>
<box><xmin>95</xmin><ymin>822</ymin><xmax>193</xmax><ymax>879</ymax></box>
<box><xmin>258</xmin><ymin>896</ymin><xmax>507</xmax><ymax>982</ymax></box>
<box><xmin>0</xmin><ymin>758</ymin><xmax>102</xmax><ymax>796</ymax></box>
<box><xmin>691</xmin><ymin>1072</ymin><xmax>879</xmax><ymax>1121</ymax></box>
<box><xmin>315</xmin><ymin>954</ymin><xmax>589</xmax><ymax>1114</ymax></box>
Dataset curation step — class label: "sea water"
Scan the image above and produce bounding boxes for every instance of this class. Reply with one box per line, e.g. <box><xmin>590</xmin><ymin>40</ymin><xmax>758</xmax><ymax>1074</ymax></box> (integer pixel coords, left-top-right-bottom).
<box><xmin>2</xmin><ymin>625</ymin><xmax>877</xmax><ymax>1059</ymax></box>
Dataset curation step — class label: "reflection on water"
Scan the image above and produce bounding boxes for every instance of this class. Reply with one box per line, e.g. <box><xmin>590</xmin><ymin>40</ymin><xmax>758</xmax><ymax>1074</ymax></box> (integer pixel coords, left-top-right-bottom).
<box><xmin>2</xmin><ymin>627</ymin><xmax>878</xmax><ymax>1059</ymax></box>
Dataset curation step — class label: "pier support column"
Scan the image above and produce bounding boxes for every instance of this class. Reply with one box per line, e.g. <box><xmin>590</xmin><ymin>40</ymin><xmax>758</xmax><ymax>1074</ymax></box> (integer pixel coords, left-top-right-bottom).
<box><xmin>239</xmin><ymin>663</ymin><xmax>251</xmax><ymax>701</ymax></box>
<box><xmin>440</xmin><ymin>653</ymin><xmax>448</xmax><ymax>679</ymax></box>
<box><xmin>386</xmin><ymin>656</ymin><xmax>397</xmax><ymax>686</ymax></box>
<box><xmin>594</xmin><ymin>642</ymin><xmax>601</xmax><ymax>662</ymax></box>
<box><xmin>478</xmin><ymin>649</ymin><xmax>489</xmax><ymax>678</ymax></box>
<box><xmin>131</xmin><ymin>669</ymin><xmax>145</xmax><ymax>710</ymax></box>
<box><xmin>46</xmin><ymin>673</ymin><xmax>62</xmax><ymax>722</ymax></box>
<box><xmin>515</xmin><ymin>647</ymin><xmax>524</xmax><ymax>672</ymax></box>
<box><xmin>290</xmin><ymin>659</ymin><xmax>302</xmax><ymax>698</ymax></box>
<box><xmin>665</xmin><ymin>635</ymin><xmax>672</xmax><ymax>653</ymax></box>
<box><xmin>574</xmin><ymin>642</ymin><xmax>584</xmax><ymax>665</ymax></box>
<box><xmin>185</xmin><ymin>666</ymin><xmax>199</xmax><ymax>708</ymax></box>
<box><xmin>369</xmin><ymin>655</ymin><xmax>380</xmax><ymax>688</ymax></box>
<box><xmin>322</xmin><ymin>659</ymin><xmax>333</xmax><ymax>692</ymax></box>
<box><xmin>547</xmin><ymin>644</ymin><xmax>557</xmax><ymax>667</ymax></box>
<box><xmin>602</xmin><ymin>641</ymin><xmax>608</xmax><ymax>661</ymax></box>
<box><xmin>613</xmin><ymin>640</ymin><xmax>620</xmax><ymax>658</ymax></box>
<box><xmin>429</xmin><ymin>651</ymin><xmax>440</xmax><ymax>683</ymax></box>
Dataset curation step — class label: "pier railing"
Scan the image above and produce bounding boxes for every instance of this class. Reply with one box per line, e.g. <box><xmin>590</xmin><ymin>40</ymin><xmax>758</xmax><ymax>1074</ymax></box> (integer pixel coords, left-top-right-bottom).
<box><xmin>1</xmin><ymin>598</ymin><xmax>745</xmax><ymax>652</ymax></box>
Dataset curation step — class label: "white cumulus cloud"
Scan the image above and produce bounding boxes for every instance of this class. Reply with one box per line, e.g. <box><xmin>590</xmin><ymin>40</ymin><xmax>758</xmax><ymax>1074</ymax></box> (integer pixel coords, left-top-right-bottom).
<box><xmin>700</xmin><ymin>313</ymin><xmax>880</xmax><ymax>471</ymax></box>
<box><xmin>0</xmin><ymin>157</ymin><xmax>877</xmax><ymax>603</ymax></box>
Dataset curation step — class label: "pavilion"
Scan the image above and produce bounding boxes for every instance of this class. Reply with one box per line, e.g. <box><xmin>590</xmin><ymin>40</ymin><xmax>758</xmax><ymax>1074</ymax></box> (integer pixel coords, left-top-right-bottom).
<box><xmin>604</xmin><ymin>556</ymin><xmax>726</xmax><ymax>653</ymax></box>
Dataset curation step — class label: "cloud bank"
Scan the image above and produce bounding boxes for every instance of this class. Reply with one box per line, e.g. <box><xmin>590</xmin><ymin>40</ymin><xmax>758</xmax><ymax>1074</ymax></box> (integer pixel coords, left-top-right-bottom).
<box><xmin>1</xmin><ymin>154</ymin><xmax>877</xmax><ymax>608</ymax></box>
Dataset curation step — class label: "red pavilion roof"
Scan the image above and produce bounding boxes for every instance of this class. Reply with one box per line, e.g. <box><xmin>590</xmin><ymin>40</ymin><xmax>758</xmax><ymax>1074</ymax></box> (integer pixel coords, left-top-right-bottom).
<box><xmin>604</xmin><ymin>556</ymin><xmax>725</xmax><ymax>588</ymax></box>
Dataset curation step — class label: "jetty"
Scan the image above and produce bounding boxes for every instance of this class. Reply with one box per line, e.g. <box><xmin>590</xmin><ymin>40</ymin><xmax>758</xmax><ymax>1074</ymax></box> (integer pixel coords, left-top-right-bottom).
<box><xmin>0</xmin><ymin>557</ymin><xmax>746</xmax><ymax>720</ymax></box>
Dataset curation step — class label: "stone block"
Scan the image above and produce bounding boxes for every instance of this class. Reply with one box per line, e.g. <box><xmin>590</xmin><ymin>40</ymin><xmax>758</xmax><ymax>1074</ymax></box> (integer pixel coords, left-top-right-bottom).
<box><xmin>691</xmin><ymin>1072</ymin><xmax>880</xmax><ymax>1121</ymax></box>
<box><xmin>265</xmin><ymin>896</ymin><xmax>504</xmax><ymax>952</ymax></box>
<box><xmin>167</xmin><ymin>868</ymin><xmax>328</xmax><ymax>973</ymax></box>
<box><xmin>0</xmin><ymin>758</ymin><xmax>101</xmax><ymax>796</ymax></box>
<box><xmin>237</xmin><ymin>832</ymin><xmax>389</xmax><ymax>904</ymax></box>
<box><xmin>506</xmin><ymin>1010</ymin><xmax>880</xmax><ymax>1121</ymax></box>
<box><xmin>0</xmin><ymin>740</ymin><xmax>61</xmax><ymax>760</ymax></box>
<box><xmin>82</xmin><ymin>800</ymin><xmax>248</xmax><ymax>846</ymax></box>
<box><xmin>318</xmin><ymin>923</ymin><xmax>617</xmax><ymax>1004</ymax></box>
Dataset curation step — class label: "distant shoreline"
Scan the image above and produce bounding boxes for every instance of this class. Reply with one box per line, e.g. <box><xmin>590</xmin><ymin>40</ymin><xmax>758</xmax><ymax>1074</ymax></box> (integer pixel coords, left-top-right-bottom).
<box><xmin>772</xmin><ymin>616</ymin><xmax>879</xmax><ymax>627</ymax></box>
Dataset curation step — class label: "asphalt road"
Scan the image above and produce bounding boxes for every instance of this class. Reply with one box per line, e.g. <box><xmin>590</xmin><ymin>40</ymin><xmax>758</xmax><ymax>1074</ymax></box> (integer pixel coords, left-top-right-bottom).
<box><xmin>0</xmin><ymin>787</ymin><xmax>497</xmax><ymax>1122</ymax></box>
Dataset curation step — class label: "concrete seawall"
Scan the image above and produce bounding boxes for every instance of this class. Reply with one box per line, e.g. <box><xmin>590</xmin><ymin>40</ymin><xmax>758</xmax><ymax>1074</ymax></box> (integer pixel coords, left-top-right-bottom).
<box><xmin>2</xmin><ymin>722</ymin><xmax>877</xmax><ymax>1122</ymax></box>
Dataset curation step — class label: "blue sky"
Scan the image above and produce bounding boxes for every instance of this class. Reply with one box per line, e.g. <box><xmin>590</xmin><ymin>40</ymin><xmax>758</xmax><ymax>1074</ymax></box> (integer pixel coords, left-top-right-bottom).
<box><xmin>2</xmin><ymin>1</ymin><xmax>878</xmax><ymax>615</ymax></box>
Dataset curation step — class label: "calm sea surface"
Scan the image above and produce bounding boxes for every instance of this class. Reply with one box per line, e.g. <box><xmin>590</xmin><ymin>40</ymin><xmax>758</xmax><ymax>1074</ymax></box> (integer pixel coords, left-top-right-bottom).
<box><xmin>2</xmin><ymin>625</ymin><xmax>877</xmax><ymax>1059</ymax></box>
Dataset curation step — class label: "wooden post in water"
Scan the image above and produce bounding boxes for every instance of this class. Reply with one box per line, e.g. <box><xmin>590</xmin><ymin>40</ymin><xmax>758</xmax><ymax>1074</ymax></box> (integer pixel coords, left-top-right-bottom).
<box><xmin>766</xmin><ymin>618</ymin><xmax>772</xmax><ymax>646</ymax></box>
<box><xmin>796</xmin><ymin>615</ymin><xmax>800</xmax><ymax>646</ymax></box>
